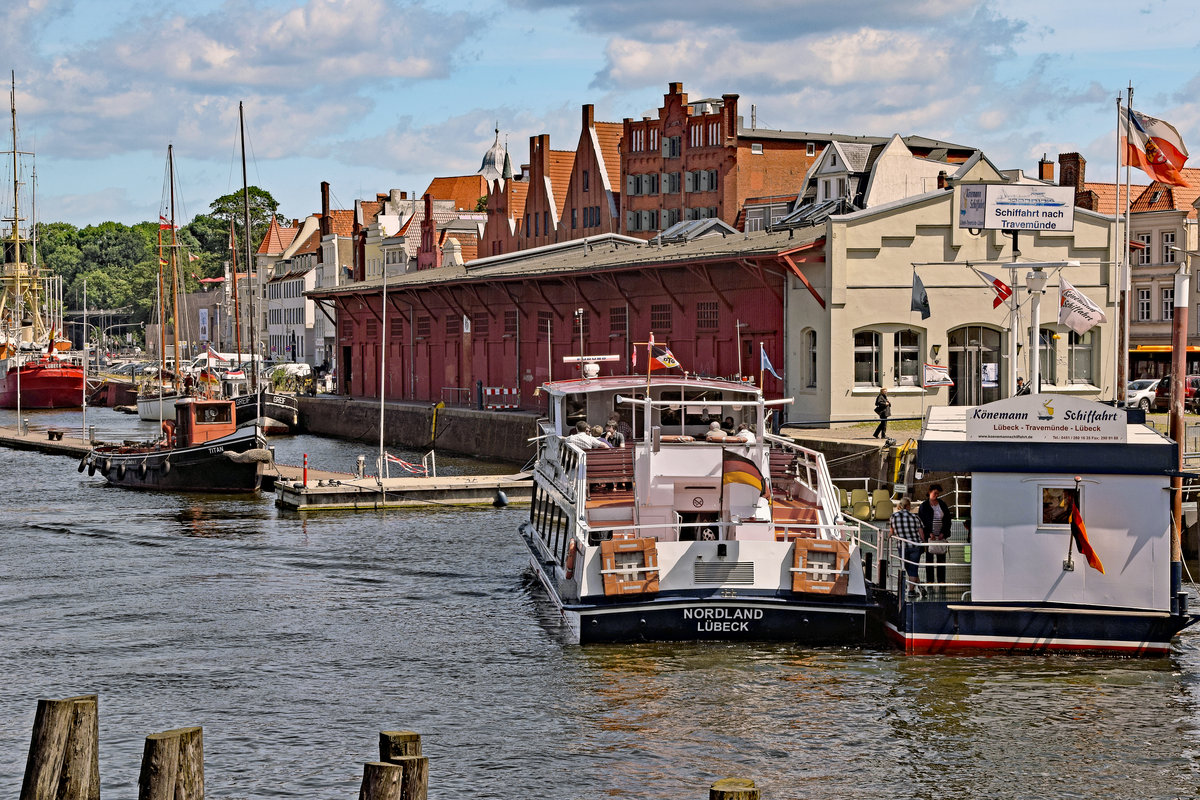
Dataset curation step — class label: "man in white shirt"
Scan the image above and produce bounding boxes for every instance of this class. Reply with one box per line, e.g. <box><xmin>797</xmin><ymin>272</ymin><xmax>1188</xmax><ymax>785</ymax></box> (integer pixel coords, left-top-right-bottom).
<box><xmin>733</xmin><ymin>423</ymin><xmax>756</xmax><ymax>444</ymax></box>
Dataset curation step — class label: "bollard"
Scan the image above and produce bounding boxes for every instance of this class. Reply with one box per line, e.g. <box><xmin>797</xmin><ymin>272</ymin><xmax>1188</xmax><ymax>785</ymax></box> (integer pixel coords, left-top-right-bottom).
<box><xmin>709</xmin><ymin>777</ymin><xmax>760</xmax><ymax>800</ymax></box>
<box><xmin>20</xmin><ymin>694</ymin><xmax>100</xmax><ymax>800</ymax></box>
<box><xmin>357</xmin><ymin>455</ymin><xmax>366</xmax><ymax>479</ymax></box>
<box><xmin>379</xmin><ymin>731</ymin><xmax>421</xmax><ymax>760</ymax></box>
<box><xmin>359</xmin><ymin>762</ymin><xmax>403</xmax><ymax>800</ymax></box>
<box><xmin>303</xmin><ymin>453</ymin><xmax>308</xmax><ymax>488</ymax></box>
<box><xmin>88</xmin><ymin>426</ymin><xmax>95</xmax><ymax>445</ymax></box>
<box><xmin>137</xmin><ymin>727</ymin><xmax>203</xmax><ymax>800</ymax></box>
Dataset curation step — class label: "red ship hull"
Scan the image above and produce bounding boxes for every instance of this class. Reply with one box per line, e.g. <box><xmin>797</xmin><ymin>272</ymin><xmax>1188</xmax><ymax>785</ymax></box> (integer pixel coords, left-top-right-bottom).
<box><xmin>0</xmin><ymin>359</ymin><xmax>85</xmax><ymax>409</ymax></box>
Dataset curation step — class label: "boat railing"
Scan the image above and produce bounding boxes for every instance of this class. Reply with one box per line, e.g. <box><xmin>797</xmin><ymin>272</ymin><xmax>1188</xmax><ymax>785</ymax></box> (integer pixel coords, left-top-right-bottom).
<box><xmin>585</xmin><ymin>518</ymin><xmax>863</xmax><ymax>545</ymax></box>
<box><xmin>764</xmin><ymin>433</ymin><xmax>845</xmax><ymax>534</ymax></box>
<box><xmin>881</xmin><ymin>523</ymin><xmax>972</xmax><ymax>601</ymax></box>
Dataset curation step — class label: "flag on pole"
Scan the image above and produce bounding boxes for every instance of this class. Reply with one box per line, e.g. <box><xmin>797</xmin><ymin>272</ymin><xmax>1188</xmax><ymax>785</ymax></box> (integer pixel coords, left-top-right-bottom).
<box><xmin>158</xmin><ymin>215</ymin><xmax>172</xmax><ymax>230</ymax></box>
<box><xmin>1122</xmin><ymin>106</ymin><xmax>1189</xmax><ymax>187</ymax></box>
<box><xmin>631</xmin><ymin>343</ymin><xmax>637</xmax><ymax>369</ymax></box>
<box><xmin>1058</xmin><ymin>276</ymin><xmax>1108</xmax><ymax>335</ymax></box>
<box><xmin>922</xmin><ymin>363</ymin><xmax>953</xmax><ymax>388</ymax></box>
<box><xmin>911</xmin><ymin>272</ymin><xmax>931</xmax><ymax>319</ymax></box>
<box><xmin>188</xmin><ymin>252</ymin><xmax>200</xmax><ymax>263</ymax></box>
<box><xmin>975</xmin><ymin>269</ymin><xmax>1013</xmax><ymax>309</ymax></box>
<box><xmin>650</xmin><ymin>343</ymin><xmax>680</xmax><ymax>371</ymax></box>
<box><xmin>225</xmin><ymin>368</ymin><xmax>245</xmax><ymax>379</ymax></box>
<box><xmin>159</xmin><ymin>257</ymin><xmax>168</xmax><ymax>267</ymax></box>
<box><xmin>722</xmin><ymin>450</ymin><xmax>766</xmax><ymax>496</ymax></box>
<box><xmin>760</xmin><ymin>343</ymin><xmax>782</xmax><ymax>380</ymax></box>
<box><xmin>1069</xmin><ymin>497</ymin><xmax>1105</xmax><ymax>574</ymax></box>
<box><xmin>206</xmin><ymin>344</ymin><xmax>227</xmax><ymax>362</ymax></box>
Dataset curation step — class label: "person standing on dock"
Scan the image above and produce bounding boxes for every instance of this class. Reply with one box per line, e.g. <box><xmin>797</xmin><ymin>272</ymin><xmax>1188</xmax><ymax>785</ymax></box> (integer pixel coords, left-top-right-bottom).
<box><xmin>873</xmin><ymin>387</ymin><xmax>891</xmax><ymax>439</ymax></box>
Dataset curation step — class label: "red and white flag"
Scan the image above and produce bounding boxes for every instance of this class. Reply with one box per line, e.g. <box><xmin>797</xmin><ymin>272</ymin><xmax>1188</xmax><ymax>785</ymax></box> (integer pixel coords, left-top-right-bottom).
<box><xmin>975</xmin><ymin>269</ymin><xmax>1013</xmax><ymax>309</ymax></box>
<box><xmin>1122</xmin><ymin>106</ymin><xmax>1190</xmax><ymax>187</ymax></box>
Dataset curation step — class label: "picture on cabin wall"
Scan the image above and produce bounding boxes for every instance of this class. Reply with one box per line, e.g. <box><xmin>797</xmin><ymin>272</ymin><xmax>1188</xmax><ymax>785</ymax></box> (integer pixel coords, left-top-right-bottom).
<box><xmin>981</xmin><ymin>362</ymin><xmax>998</xmax><ymax>388</ymax></box>
<box><xmin>1041</xmin><ymin>486</ymin><xmax>1079</xmax><ymax>526</ymax></box>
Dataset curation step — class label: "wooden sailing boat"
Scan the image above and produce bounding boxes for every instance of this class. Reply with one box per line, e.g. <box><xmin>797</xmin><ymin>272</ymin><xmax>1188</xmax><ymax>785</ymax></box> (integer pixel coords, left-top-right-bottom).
<box><xmin>0</xmin><ymin>72</ymin><xmax>84</xmax><ymax>410</ymax></box>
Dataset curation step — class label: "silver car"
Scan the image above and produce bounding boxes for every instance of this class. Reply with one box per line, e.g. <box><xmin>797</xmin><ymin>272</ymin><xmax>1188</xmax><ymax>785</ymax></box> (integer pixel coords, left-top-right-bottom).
<box><xmin>1125</xmin><ymin>378</ymin><xmax>1160</xmax><ymax>411</ymax></box>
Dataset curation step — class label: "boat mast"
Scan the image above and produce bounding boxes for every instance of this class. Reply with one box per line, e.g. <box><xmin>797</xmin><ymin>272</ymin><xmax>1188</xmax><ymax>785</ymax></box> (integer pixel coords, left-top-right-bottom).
<box><xmin>10</xmin><ymin>73</ymin><xmax>22</xmax><ymax>431</ymax></box>
<box><xmin>229</xmin><ymin>217</ymin><xmax>243</xmax><ymax>369</ymax></box>
<box><xmin>239</xmin><ymin>101</ymin><xmax>261</xmax><ymax>434</ymax></box>
<box><xmin>167</xmin><ymin>145</ymin><xmax>182</xmax><ymax>393</ymax></box>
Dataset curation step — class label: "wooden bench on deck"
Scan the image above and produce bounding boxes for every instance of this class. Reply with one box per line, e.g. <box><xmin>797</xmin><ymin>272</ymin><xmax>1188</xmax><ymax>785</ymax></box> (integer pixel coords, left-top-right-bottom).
<box><xmin>585</xmin><ymin>447</ymin><xmax>635</xmax><ymax>501</ymax></box>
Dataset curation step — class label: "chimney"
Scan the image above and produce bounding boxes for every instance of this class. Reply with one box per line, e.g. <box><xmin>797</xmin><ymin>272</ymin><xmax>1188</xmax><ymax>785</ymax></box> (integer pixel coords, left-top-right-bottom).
<box><xmin>936</xmin><ymin>171</ymin><xmax>949</xmax><ymax>190</ymax></box>
<box><xmin>1038</xmin><ymin>154</ymin><xmax>1054</xmax><ymax>182</ymax></box>
<box><xmin>352</xmin><ymin>216</ymin><xmax>363</xmax><ymax>282</ymax></box>
<box><xmin>582</xmin><ymin>104</ymin><xmax>594</xmax><ymax>130</ymax></box>
<box><xmin>320</xmin><ymin>181</ymin><xmax>331</xmax><ymax>237</ymax></box>
<box><xmin>1057</xmin><ymin>152</ymin><xmax>1085</xmax><ymax>193</ymax></box>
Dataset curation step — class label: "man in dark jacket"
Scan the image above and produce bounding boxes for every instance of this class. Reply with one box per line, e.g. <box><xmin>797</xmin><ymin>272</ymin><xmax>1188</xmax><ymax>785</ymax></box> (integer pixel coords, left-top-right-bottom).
<box><xmin>872</xmin><ymin>387</ymin><xmax>891</xmax><ymax>439</ymax></box>
<box><xmin>917</xmin><ymin>484</ymin><xmax>953</xmax><ymax>592</ymax></box>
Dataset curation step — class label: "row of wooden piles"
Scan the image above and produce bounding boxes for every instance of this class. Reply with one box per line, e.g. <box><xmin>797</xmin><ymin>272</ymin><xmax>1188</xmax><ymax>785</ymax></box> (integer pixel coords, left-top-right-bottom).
<box><xmin>17</xmin><ymin>694</ymin><xmax>763</xmax><ymax>799</ymax></box>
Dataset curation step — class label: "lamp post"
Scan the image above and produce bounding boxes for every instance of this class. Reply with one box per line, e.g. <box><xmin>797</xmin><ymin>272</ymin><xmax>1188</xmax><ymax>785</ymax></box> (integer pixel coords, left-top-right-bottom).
<box><xmin>1026</xmin><ymin>267</ymin><xmax>1049</xmax><ymax>392</ymax></box>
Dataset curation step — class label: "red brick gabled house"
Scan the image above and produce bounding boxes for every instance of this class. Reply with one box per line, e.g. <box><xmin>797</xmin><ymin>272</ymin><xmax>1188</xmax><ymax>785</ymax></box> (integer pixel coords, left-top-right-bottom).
<box><xmin>518</xmin><ymin>134</ymin><xmax>576</xmax><ymax>249</ymax></box>
<box><xmin>559</xmin><ymin>104</ymin><xmax>623</xmax><ymax>238</ymax></box>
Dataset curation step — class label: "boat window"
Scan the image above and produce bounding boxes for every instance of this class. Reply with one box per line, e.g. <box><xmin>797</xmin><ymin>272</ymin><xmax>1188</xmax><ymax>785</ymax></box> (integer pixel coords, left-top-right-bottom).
<box><xmin>1040</xmin><ymin>485</ymin><xmax>1079</xmax><ymax>527</ymax></box>
<box><xmin>197</xmin><ymin>404</ymin><xmax>232</xmax><ymax>424</ymax></box>
<box><xmin>565</xmin><ymin>394</ymin><xmax>587</xmax><ymax>426</ymax></box>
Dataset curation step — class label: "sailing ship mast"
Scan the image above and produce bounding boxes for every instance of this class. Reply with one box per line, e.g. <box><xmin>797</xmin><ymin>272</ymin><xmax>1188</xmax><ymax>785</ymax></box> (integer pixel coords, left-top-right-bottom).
<box><xmin>228</xmin><ymin>218</ymin><xmax>243</xmax><ymax>367</ymax></box>
<box><xmin>167</xmin><ymin>146</ymin><xmax>182</xmax><ymax>393</ymax></box>
<box><xmin>239</xmin><ymin>101</ymin><xmax>262</xmax><ymax>431</ymax></box>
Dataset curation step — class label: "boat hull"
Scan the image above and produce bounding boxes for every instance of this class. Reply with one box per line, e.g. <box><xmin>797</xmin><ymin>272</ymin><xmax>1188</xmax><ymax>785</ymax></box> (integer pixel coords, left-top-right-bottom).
<box><xmin>883</xmin><ymin>596</ymin><xmax>1197</xmax><ymax>656</ymax></box>
<box><xmin>521</xmin><ymin>523</ymin><xmax>874</xmax><ymax>645</ymax></box>
<box><xmin>234</xmin><ymin>391</ymin><xmax>298</xmax><ymax>435</ymax></box>
<box><xmin>87</xmin><ymin>427</ymin><xmax>264</xmax><ymax>493</ymax></box>
<box><xmin>0</xmin><ymin>362</ymin><xmax>84</xmax><ymax>409</ymax></box>
<box><xmin>137</xmin><ymin>393</ymin><xmax>182</xmax><ymax>421</ymax></box>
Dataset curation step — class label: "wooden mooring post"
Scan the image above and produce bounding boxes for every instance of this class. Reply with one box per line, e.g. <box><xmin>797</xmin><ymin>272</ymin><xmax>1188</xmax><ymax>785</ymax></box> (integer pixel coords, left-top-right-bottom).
<box><xmin>359</xmin><ymin>731</ymin><xmax>428</xmax><ymax>800</ymax></box>
<box><xmin>709</xmin><ymin>777</ymin><xmax>761</xmax><ymax>800</ymax></box>
<box><xmin>137</xmin><ymin>727</ymin><xmax>204</xmax><ymax>800</ymax></box>
<box><xmin>20</xmin><ymin>694</ymin><xmax>100</xmax><ymax>800</ymax></box>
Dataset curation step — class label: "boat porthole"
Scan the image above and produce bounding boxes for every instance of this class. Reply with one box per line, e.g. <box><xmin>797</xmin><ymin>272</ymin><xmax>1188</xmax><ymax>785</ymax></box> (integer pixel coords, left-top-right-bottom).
<box><xmin>139</xmin><ymin>462</ymin><xmax>148</xmax><ymax>478</ymax></box>
<box><xmin>116</xmin><ymin>464</ymin><xmax>126</xmax><ymax>480</ymax></box>
<box><xmin>87</xmin><ymin>464</ymin><xmax>96</xmax><ymax>477</ymax></box>
<box><xmin>162</xmin><ymin>460</ymin><xmax>171</xmax><ymax>475</ymax></box>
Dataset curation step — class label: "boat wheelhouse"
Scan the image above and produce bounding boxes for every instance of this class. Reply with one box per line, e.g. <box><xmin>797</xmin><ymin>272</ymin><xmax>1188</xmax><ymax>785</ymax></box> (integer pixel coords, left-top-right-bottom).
<box><xmin>519</xmin><ymin>375</ymin><xmax>878</xmax><ymax>644</ymax></box>
<box><xmin>881</xmin><ymin>394</ymin><xmax>1197</xmax><ymax>655</ymax></box>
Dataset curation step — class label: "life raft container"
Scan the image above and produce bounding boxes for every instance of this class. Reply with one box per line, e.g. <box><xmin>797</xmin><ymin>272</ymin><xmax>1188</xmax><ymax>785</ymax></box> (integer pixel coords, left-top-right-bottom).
<box><xmin>791</xmin><ymin>538</ymin><xmax>852</xmax><ymax>595</ymax></box>
<box><xmin>599</xmin><ymin>537</ymin><xmax>659</xmax><ymax>596</ymax></box>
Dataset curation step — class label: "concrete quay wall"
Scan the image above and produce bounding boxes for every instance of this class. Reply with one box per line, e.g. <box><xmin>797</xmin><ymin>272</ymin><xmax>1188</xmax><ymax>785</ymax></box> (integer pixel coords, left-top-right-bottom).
<box><xmin>297</xmin><ymin>396</ymin><xmax>540</xmax><ymax>465</ymax></box>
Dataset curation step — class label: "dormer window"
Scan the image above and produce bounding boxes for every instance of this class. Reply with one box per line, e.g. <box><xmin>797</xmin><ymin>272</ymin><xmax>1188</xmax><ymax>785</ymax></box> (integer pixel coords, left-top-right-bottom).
<box><xmin>1151</xmin><ymin>190</ymin><xmax>1164</xmax><ymax>203</ymax></box>
<box><xmin>830</xmin><ymin>153</ymin><xmax>838</xmax><ymax>167</ymax></box>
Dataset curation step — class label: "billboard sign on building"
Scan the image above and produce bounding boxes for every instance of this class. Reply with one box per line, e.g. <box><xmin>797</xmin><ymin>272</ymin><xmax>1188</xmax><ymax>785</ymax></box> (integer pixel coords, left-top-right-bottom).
<box><xmin>959</xmin><ymin>185</ymin><xmax>1075</xmax><ymax>232</ymax></box>
<box><xmin>965</xmin><ymin>394</ymin><xmax>1125</xmax><ymax>443</ymax></box>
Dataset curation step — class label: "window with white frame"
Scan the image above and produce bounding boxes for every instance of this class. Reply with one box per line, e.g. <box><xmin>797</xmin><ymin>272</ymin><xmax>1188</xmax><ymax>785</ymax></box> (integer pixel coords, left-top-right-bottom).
<box><xmin>1163</xmin><ymin>231</ymin><xmax>1177</xmax><ymax>264</ymax></box>
<box><xmin>853</xmin><ymin>330</ymin><xmax>881</xmax><ymax>387</ymax></box>
<box><xmin>1136</xmin><ymin>233</ymin><xmax>1151</xmax><ymax>265</ymax></box>
<box><xmin>1068</xmin><ymin>330</ymin><xmax>1093</xmax><ymax>384</ymax></box>
<box><xmin>751</xmin><ymin>143</ymin><xmax>763</xmax><ymax>155</ymax></box>
<box><xmin>805</xmin><ymin>330</ymin><xmax>818</xmax><ymax>388</ymax></box>
<box><xmin>1039</xmin><ymin>327</ymin><xmax>1056</xmax><ymax>385</ymax></box>
<box><xmin>806</xmin><ymin>142</ymin><xmax>816</xmax><ymax>157</ymax></box>
<box><xmin>1163</xmin><ymin>287</ymin><xmax>1175</xmax><ymax>321</ymax></box>
<box><xmin>1138</xmin><ymin>288</ymin><xmax>1151</xmax><ymax>321</ymax></box>
<box><xmin>894</xmin><ymin>329</ymin><xmax>920</xmax><ymax>386</ymax></box>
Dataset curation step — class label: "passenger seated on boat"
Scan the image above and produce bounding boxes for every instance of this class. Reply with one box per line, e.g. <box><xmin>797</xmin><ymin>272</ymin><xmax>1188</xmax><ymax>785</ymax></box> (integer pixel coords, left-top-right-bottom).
<box><xmin>608</xmin><ymin>415</ymin><xmax>633</xmax><ymax>441</ymax></box>
<box><xmin>567</xmin><ymin>420</ymin><xmax>610</xmax><ymax>450</ymax></box>
<box><xmin>704</xmin><ymin>421</ymin><xmax>725</xmax><ymax>442</ymax></box>
<box><xmin>732</xmin><ymin>424</ymin><xmax>756</xmax><ymax>444</ymax></box>
<box><xmin>723</xmin><ymin>416</ymin><xmax>736</xmax><ymax>435</ymax></box>
<box><xmin>603</xmin><ymin>423</ymin><xmax>625</xmax><ymax>448</ymax></box>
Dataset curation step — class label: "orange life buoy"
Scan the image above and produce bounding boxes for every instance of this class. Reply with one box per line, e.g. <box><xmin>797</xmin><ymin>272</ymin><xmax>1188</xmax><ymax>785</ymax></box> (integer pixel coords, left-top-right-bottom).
<box><xmin>565</xmin><ymin>539</ymin><xmax>579</xmax><ymax>579</ymax></box>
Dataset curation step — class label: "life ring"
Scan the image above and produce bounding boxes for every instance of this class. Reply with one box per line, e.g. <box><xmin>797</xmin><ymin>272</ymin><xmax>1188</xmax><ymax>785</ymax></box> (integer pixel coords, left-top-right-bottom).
<box><xmin>565</xmin><ymin>539</ymin><xmax>579</xmax><ymax>579</ymax></box>
<box><xmin>116</xmin><ymin>463</ymin><xmax>126</xmax><ymax>480</ymax></box>
<box><xmin>138</xmin><ymin>461</ymin><xmax>148</xmax><ymax>478</ymax></box>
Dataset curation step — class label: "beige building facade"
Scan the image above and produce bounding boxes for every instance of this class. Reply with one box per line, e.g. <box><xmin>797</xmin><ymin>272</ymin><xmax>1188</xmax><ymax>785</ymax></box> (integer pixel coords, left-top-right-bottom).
<box><xmin>785</xmin><ymin>159</ymin><xmax>1122</xmax><ymax>424</ymax></box>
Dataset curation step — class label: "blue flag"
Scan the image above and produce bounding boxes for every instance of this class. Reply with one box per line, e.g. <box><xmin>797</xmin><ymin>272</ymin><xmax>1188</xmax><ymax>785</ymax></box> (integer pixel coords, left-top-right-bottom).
<box><xmin>760</xmin><ymin>344</ymin><xmax>782</xmax><ymax>381</ymax></box>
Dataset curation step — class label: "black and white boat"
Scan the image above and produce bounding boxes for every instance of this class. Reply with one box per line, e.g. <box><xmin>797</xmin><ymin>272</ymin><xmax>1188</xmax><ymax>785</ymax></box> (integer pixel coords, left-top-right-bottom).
<box><xmin>231</xmin><ymin>386</ymin><xmax>299</xmax><ymax>435</ymax></box>
<box><xmin>520</xmin><ymin>374</ymin><xmax>877</xmax><ymax>644</ymax></box>
<box><xmin>82</xmin><ymin>396</ymin><xmax>268</xmax><ymax>492</ymax></box>
<box><xmin>880</xmin><ymin>394</ymin><xmax>1198</xmax><ymax>656</ymax></box>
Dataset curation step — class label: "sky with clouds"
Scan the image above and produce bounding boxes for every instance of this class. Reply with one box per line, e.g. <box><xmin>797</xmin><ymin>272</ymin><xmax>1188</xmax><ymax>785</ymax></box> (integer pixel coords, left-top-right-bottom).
<box><xmin>3</xmin><ymin>0</ymin><xmax>1198</xmax><ymax>227</ymax></box>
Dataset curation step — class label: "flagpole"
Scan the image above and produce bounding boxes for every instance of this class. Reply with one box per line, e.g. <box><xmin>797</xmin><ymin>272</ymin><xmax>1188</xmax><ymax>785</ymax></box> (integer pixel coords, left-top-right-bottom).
<box><xmin>1122</xmin><ymin>83</ymin><xmax>1134</xmax><ymax>398</ymax></box>
<box><xmin>1114</xmin><ymin>93</ymin><xmax>1125</xmax><ymax>399</ymax></box>
<box><xmin>758</xmin><ymin>340</ymin><xmax>764</xmax><ymax>389</ymax></box>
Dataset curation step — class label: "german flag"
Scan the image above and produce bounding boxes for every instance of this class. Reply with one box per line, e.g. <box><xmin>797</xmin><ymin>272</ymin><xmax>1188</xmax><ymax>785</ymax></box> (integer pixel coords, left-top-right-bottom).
<box><xmin>722</xmin><ymin>450</ymin><xmax>765</xmax><ymax>496</ymax></box>
<box><xmin>1069</xmin><ymin>498</ymin><xmax>1105</xmax><ymax>574</ymax></box>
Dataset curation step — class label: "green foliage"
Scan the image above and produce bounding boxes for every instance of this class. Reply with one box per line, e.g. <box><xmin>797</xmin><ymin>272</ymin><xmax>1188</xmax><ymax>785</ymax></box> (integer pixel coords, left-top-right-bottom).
<box><xmin>35</xmin><ymin>184</ymin><xmax>284</xmax><ymax>324</ymax></box>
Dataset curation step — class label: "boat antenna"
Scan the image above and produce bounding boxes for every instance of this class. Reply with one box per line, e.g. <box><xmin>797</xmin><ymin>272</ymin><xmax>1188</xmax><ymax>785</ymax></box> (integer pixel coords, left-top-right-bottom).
<box><xmin>168</xmin><ymin>145</ymin><xmax>182</xmax><ymax>399</ymax></box>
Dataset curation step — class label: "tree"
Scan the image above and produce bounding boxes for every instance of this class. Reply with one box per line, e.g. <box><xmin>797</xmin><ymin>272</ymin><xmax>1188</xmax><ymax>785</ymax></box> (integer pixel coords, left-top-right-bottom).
<box><xmin>209</xmin><ymin>186</ymin><xmax>282</xmax><ymax>252</ymax></box>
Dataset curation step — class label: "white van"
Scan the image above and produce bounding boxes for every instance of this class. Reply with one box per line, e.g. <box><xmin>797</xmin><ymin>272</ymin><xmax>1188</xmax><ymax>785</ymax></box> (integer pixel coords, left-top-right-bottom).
<box><xmin>186</xmin><ymin>352</ymin><xmax>261</xmax><ymax>375</ymax></box>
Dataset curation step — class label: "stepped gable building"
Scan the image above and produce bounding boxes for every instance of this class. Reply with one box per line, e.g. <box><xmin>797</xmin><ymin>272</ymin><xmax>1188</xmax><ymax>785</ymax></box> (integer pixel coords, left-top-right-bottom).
<box><xmin>519</xmin><ymin>134</ymin><xmax>576</xmax><ymax>249</ymax></box>
<box><xmin>480</xmin><ymin>148</ymin><xmax>529</xmax><ymax>257</ymax></box>
<box><xmin>559</xmin><ymin>104</ymin><xmax>623</xmax><ymax>239</ymax></box>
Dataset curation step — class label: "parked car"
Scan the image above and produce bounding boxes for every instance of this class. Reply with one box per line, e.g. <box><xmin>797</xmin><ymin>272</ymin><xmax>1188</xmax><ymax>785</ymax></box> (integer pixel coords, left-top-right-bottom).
<box><xmin>1125</xmin><ymin>378</ymin><xmax>1160</xmax><ymax>411</ymax></box>
<box><xmin>1152</xmin><ymin>375</ymin><xmax>1200</xmax><ymax>412</ymax></box>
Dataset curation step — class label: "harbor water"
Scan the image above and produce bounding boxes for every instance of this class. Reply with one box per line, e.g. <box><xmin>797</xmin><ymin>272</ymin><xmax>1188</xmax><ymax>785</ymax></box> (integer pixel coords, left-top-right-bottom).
<box><xmin>2</xmin><ymin>408</ymin><xmax>1199</xmax><ymax>799</ymax></box>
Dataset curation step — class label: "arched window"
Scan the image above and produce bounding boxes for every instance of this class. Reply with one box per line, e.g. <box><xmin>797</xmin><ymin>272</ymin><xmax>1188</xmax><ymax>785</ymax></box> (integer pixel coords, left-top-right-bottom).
<box><xmin>853</xmin><ymin>331</ymin><xmax>881</xmax><ymax>387</ymax></box>
<box><xmin>805</xmin><ymin>330</ymin><xmax>818</xmax><ymax>389</ymax></box>
<box><xmin>1068</xmin><ymin>330</ymin><xmax>1094</xmax><ymax>384</ymax></box>
<box><xmin>894</xmin><ymin>329</ymin><xmax>920</xmax><ymax>386</ymax></box>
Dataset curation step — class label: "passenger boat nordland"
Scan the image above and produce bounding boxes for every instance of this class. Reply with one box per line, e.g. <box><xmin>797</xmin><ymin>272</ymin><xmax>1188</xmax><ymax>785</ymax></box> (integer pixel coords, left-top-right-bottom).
<box><xmin>883</xmin><ymin>394</ymin><xmax>1198</xmax><ymax>655</ymax></box>
<box><xmin>519</xmin><ymin>375</ymin><xmax>876</xmax><ymax>644</ymax></box>
<box><xmin>82</xmin><ymin>396</ymin><xmax>268</xmax><ymax>492</ymax></box>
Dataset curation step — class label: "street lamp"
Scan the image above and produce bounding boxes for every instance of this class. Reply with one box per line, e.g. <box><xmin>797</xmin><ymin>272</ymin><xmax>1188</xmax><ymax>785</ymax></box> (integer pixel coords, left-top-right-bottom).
<box><xmin>1026</xmin><ymin>267</ymin><xmax>1049</xmax><ymax>392</ymax></box>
